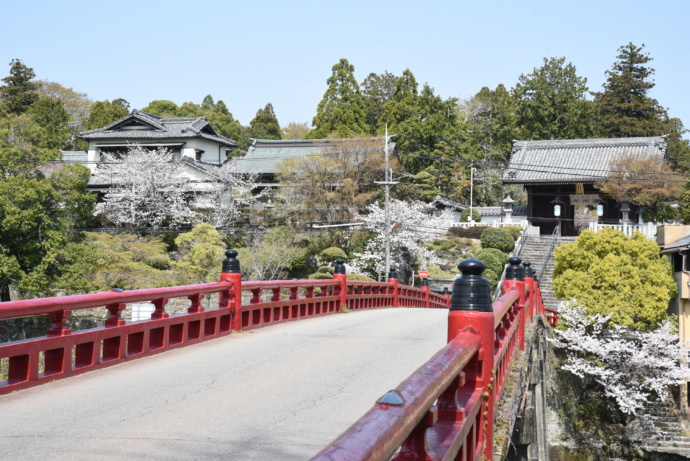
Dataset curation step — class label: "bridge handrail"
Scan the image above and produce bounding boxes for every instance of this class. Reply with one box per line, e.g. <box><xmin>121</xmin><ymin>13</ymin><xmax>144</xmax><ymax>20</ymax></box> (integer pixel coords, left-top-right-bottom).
<box><xmin>0</xmin><ymin>281</ymin><xmax>234</xmax><ymax>321</ymax></box>
<box><xmin>311</xmin><ymin>331</ymin><xmax>482</xmax><ymax>461</ymax></box>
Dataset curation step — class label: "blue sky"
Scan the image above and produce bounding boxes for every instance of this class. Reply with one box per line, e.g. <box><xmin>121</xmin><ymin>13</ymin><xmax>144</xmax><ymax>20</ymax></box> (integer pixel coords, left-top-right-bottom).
<box><xmin>2</xmin><ymin>0</ymin><xmax>688</xmax><ymax>138</ymax></box>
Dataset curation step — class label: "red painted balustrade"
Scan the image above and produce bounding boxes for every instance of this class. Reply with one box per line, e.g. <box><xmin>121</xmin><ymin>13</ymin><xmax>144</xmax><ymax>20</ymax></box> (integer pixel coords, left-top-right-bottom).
<box><xmin>0</xmin><ymin>253</ymin><xmax>452</xmax><ymax>395</ymax></box>
<box><xmin>312</xmin><ymin>257</ymin><xmax>558</xmax><ymax>461</ymax></box>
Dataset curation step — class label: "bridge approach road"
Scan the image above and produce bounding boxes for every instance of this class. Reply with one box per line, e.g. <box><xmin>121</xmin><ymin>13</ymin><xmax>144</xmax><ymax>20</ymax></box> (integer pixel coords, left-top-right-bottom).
<box><xmin>0</xmin><ymin>307</ymin><xmax>448</xmax><ymax>460</ymax></box>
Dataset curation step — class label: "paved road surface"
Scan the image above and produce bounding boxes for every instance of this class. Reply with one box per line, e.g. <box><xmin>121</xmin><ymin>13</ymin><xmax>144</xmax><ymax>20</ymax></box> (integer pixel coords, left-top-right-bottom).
<box><xmin>0</xmin><ymin>308</ymin><xmax>448</xmax><ymax>460</ymax></box>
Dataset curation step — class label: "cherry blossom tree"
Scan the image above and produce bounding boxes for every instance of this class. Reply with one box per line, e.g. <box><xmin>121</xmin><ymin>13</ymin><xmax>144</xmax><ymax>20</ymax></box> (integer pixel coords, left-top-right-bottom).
<box><xmin>95</xmin><ymin>146</ymin><xmax>196</xmax><ymax>229</ymax></box>
<box><xmin>550</xmin><ymin>301</ymin><xmax>690</xmax><ymax>416</ymax></box>
<box><xmin>204</xmin><ymin>157</ymin><xmax>267</xmax><ymax>228</ymax></box>
<box><xmin>348</xmin><ymin>199</ymin><xmax>453</xmax><ymax>280</ymax></box>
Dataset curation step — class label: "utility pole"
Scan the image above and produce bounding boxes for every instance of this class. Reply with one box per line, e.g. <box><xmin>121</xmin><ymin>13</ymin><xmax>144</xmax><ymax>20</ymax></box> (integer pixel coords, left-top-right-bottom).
<box><xmin>375</xmin><ymin>127</ymin><xmax>397</xmax><ymax>281</ymax></box>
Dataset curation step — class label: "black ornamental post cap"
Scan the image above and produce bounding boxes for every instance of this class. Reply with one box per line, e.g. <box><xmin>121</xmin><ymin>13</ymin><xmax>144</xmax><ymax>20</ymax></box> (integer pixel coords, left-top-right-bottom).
<box><xmin>505</xmin><ymin>256</ymin><xmax>524</xmax><ymax>281</ymax></box>
<box><xmin>522</xmin><ymin>261</ymin><xmax>534</xmax><ymax>278</ymax></box>
<box><xmin>388</xmin><ymin>267</ymin><xmax>398</xmax><ymax>280</ymax></box>
<box><xmin>450</xmin><ymin>258</ymin><xmax>493</xmax><ymax>312</ymax></box>
<box><xmin>443</xmin><ymin>287</ymin><xmax>450</xmax><ymax>295</ymax></box>
<box><xmin>222</xmin><ymin>249</ymin><xmax>241</xmax><ymax>274</ymax></box>
<box><xmin>421</xmin><ymin>277</ymin><xmax>429</xmax><ymax>287</ymax></box>
<box><xmin>333</xmin><ymin>259</ymin><xmax>346</xmax><ymax>275</ymax></box>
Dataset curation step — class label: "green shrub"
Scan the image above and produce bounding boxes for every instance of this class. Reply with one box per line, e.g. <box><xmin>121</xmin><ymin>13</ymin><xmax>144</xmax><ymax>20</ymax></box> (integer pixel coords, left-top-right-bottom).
<box><xmin>504</xmin><ymin>225</ymin><xmax>524</xmax><ymax>240</ymax></box>
<box><xmin>484</xmin><ymin>268</ymin><xmax>498</xmax><ymax>292</ymax></box>
<box><xmin>459</xmin><ymin>208</ymin><xmax>481</xmax><ymax>222</ymax></box>
<box><xmin>317</xmin><ymin>265</ymin><xmax>334</xmax><ymax>274</ymax></box>
<box><xmin>319</xmin><ymin>247</ymin><xmax>347</xmax><ymax>262</ymax></box>
<box><xmin>308</xmin><ymin>272</ymin><xmax>332</xmax><ymax>280</ymax></box>
<box><xmin>448</xmin><ymin>226</ymin><xmax>489</xmax><ymax>239</ymax></box>
<box><xmin>480</xmin><ymin>228</ymin><xmax>515</xmax><ymax>253</ymax></box>
<box><xmin>428</xmin><ymin>265</ymin><xmax>457</xmax><ymax>279</ymax></box>
<box><xmin>474</xmin><ymin>248</ymin><xmax>508</xmax><ymax>276</ymax></box>
<box><xmin>347</xmin><ymin>273</ymin><xmax>375</xmax><ymax>281</ymax></box>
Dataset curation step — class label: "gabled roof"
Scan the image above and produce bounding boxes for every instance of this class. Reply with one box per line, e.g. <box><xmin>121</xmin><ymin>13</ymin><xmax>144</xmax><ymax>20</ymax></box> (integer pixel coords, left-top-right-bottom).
<box><xmin>240</xmin><ymin>137</ymin><xmax>390</xmax><ymax>176</ymax></box>
<box><xmin>503</xmin><ymin>136</ymin><xmax>668</xmax><ymax>185</ymax></box>
<box><xmin>79</xmin><ymin>109</ymin><xmax>237</xmax><ymax>147</ymax></box>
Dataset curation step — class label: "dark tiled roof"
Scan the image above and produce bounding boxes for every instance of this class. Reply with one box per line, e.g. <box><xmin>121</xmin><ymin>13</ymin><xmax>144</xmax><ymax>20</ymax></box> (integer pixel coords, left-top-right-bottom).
<box><xmin>240</xmin><ymin>137</ymin><xmax>390</xmax><ymax>175</ymax></box>
<box><xmin>662</xmin><ymin>235</ymin><xmax>690</xmax><ymax>252</ymax></box>
<box><xmin>504</xmin><ymin>136</ymin><xmax>667</xmax><ymax>184</ymax></box>
<box><xmin>79</xmin><ymin>109</ymin><xmax>237</xmax><ymax>147</ymax></box>
<box><xmin>60</xmin><ymin>151</ymin><xmax>88</xmax><ymax>163</ymax></box>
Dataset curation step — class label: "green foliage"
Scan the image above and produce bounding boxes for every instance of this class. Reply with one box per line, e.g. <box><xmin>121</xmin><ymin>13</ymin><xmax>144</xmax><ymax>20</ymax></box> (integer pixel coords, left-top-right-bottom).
<box><xmin>141</xmin><ymin>99</ymin><xmax>179</xmax><ymax>116</ymax></box>
<box><xmin>413</xmin><ymin>170</ymin><xmax>442</xmax><ymax>201</ymax></box>
<box><xmin>427</xmin><ymin>265</ymin><xmax>457</xmax><ymax>279</ymax></box>
<box><xmin>678</xmin><ymin>182</ymin><xmax>690</xmax><ymax>224</ymax></box>
<box><xmin>319</xmin><ymin>247</ymin><xmax>347</xmax><ymax>263</ymax></box>
<box><xmin>347</xmin><ymin>273</ymin><xmax>375</xmax><ymax>282</ymax></box>
<box><xmin>249</xmin><ymin>103</ymin><xmax>281</xmax><ymax>140</ymax></box>
<box><xmin>0</xmin><ymin>147</ymin><xmax>96</xmax><ymax>300</ymax></box>
<box><xmin>360</xmin><ymin>71</ymin><xmax>397</xmax><ymax>135</ymax></box>
<box><xmin>483</xmin><ymin>268</ymin><xmax>498</xmax><ymax>292</ymax></box>
<box><xmin>0</xmin><ymin>59</ymin><xmax>39</xmax><ymax>114</ymax></box>
<box><xmin>641</xmin><ymin>202</ymin><xmax>677</xmax><ymax>224</ymax></box>
<box><xmin>503</xmin><ymin>225</ymin><xmax>524</xmax><ymax>240</ymax></box>
<box><xmin>459</xmin><ymin>208</ymin><xmax>481</xmax><ymax>222</ymax></box>
<box><xmin>473</xmin><ymin>248</ymin><xmax>508</xmax><ymax>276</ymax></box>
<box><xmin>84</xmin><ymin>99</ymin><xmax>130</xmax><ymax>131</ymax></box>
<box><xmin>86</xmin><ymin>232</ymin><xmax>173</xmax><ymax>290</ymax></box>
<box><xmin>596</xmin><ymin>43</ymin><xmax>668</xmax><ymax>139</ymax></box>
<box><xmin>281</xmin><ymin>121</ymin><xmax>311</xmax><ymax>140</ymax></box>
<box><xmin>172</xmin><ymin>224</ymin><xmax>226</xmax><ymax>284</ymax></box>
<box><xmin>448</xmin><ymin>225</ymin><xmax>489</xmax><ymax>239</ymax></box>
<box><xmin>311</xmin><ymin>58</ymin><xmax>367</xmax><ymax>138</ymax></box>
<box><xmin>552</xmin><ymin>228</ymin><xmax>676</xmax><ymax>329</ymax></box>
<box><xmin>26</xmin><ymin>97</ymin><xmax>70</xmax><ymax>149</ymax></box>
<box><xmin>480</xmin><ymin>228</ymin><xmax>515</xmax><ymax>253</ymax></box>
<box><xmin>308</xmin><ymin>272</ymin><xmax>332</xmax><ymax>280</ymax></box>
<box><xmin>514</xmin><ymin>57</ymin><xmax>594</xmax><ymax>140</ymax></box>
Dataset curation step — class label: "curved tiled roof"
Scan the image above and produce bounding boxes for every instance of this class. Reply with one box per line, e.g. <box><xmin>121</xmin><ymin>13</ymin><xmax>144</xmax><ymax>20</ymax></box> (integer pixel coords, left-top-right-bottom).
<box><xmin>504</xmin><ymin>136</ymin><xmax>667</xmax><ymax>184</ymax></box>
<box><xmin>79</xmin><ymin>109</ymin><xmax>237</xmax><ymax>147</ymax></box>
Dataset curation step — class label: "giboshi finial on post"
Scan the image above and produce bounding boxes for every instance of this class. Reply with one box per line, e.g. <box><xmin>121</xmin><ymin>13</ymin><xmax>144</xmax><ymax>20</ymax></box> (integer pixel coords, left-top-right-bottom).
<box><xmin>222</xmin><ymin>249</ymin><xmax>241</xmax><ymax>274</ymax></box>
<box><xmin>450</xmin><ymin>258</ymin><xmax>493</xmax><ymax>312</ymax></box>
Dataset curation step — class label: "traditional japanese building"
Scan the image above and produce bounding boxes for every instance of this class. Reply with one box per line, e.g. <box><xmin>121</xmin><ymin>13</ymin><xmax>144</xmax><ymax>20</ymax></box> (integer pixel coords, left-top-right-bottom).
<box><xmin>503</xmin><ymin>136</ymin><xmax>668</xmax><ymax>236</ymax></box>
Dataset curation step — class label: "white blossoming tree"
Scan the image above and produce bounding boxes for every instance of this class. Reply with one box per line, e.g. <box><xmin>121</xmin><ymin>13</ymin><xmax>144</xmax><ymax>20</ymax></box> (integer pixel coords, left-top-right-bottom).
<box><xmin>550</xmin><ymin>301</ymin><xmax>690</xmax><ymax>416</ymax></box>
<box><xmin>205</xmin><ymin>157</ymin><xmax>267</xmax><ymax>228</ymax></box>
<box><xmin>95</xmin><ymin>146</ymin><xmax>197</xmax><ymax>229</ymax></box>
<box><xmin>348</xmin><ymin>199</ymin><xmax>453</xmax><ymax>280</ymax></box>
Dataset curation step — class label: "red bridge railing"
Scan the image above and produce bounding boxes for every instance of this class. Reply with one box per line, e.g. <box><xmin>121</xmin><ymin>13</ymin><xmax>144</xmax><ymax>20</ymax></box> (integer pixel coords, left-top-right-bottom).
<box><xmin>0</xmin><ymin>254</ymin><xmax>449</xmax><ymax>395</ymax></box>
<box><xmin>312</xmin><ymin>256</ymin><xmax>556</xmax><ymax>461</ymax></box>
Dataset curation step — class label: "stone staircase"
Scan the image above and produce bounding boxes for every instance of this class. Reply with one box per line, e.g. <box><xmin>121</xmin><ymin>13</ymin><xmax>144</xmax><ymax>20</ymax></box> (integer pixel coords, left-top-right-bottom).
<box><xmin>517</xmin><ymin>235</ymin><xmax>576</xmax><ymax>312</ymax></box>
<box><xmin>633</xmin><ymin>399</ymin><xmax>690</xmax><ymax>458</ymax></box>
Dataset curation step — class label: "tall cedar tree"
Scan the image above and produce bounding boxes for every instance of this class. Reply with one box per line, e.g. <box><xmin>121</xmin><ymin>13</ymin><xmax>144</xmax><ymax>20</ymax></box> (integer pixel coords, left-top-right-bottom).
<box><xmin>85</xmin><ymin>99</ymin><xmax>130</xmax><ymax>131</ymax></box>
<box><xmin>596</xmin><ymin>43</ymin><xmax>668</xmax><ymax>138</ymax></box>
<box><xmin>360</xmin><ymin>71</ymin><xmax>397</xmax><ymax>135</ymax></box>
<box><xmin>249</xmin><ymin>103</ymin><xmax>282</xmax><ymax>140</ymax></box>
<box><xmin>514</xmin><ymin>57</ymin><xmax>594</xmax><ymax>140</ymax></box>
<box><xmin>0</xmin><ymin>59</ymin><xmax>39</xmax><ymax>115</ymax></box>
<box><xmin>310</xmin><ymin>59</ymin><xmax>367</xmax><ymax>138</ymax></box>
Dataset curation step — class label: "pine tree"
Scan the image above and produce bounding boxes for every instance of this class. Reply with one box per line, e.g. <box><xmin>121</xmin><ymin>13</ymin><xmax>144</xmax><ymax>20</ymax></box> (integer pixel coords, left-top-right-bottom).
<box><xmin>0</xmin><ymin>59</ymin><xmax>39</xmax><ymax>115</ymax></box>
<box><xmin>513</xmin><ymin>57</ymin><xmax>594</xmax><ymax>140</ymax></box>
<box><xmin>596</xmin><ymin>43</ymin><xmax>668</xmax><ymax>138</ymax></box>
<box><xmin>310</xmin><ymin>58</ymin><xmax>367</xmax><ymax>138</ymax></box>
<box><xmin>360</xmin><ymin>71</ymin><xmax>397</xmax><ymax>135</ymax></box>
<box><xmin>249</xmin><ymin>103</ymin><xmax>282</xmax><ymax>140</ymax></box>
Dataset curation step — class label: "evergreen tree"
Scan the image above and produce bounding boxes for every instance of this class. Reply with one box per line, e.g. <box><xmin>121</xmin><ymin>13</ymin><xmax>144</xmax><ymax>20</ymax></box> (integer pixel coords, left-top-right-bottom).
<box><xmin>84</xmin><ymin>99</ymin><xmax>130</xmax><ymax>130</ymax></box>
<box><xmin>0</xmin><ymin>59</ymin><xmax>39</xmax><ymax>115</ymax></box>
<box><xmin>380</xmin><ymin>69</ymin><xmax>419</xmax><ymax>129</ymax></box>
<box><xmin>26</xmin><ymin>97</ymin><xmax>70</xmax><ymax>149</ymax></box>
<box><xmin>310</xmin><ymin>58</ymin><xmax>367</xmax><ymax>138</ymax></box>
<box><xmin>360</xmin><ymin>71</ymin><xmax>397</xmax><ymax>135</ymax></box>
<box><xmin>513</xmin><ymin>57</ymin><xmax>594</xmax><ymax>140</ymax></box>
<box><xmin>595</xmin><ymin>43</ymin><xmax>668</xmax><ymax>138</ymax></box>
<box><xmin>249</xmin><ymin>103</ymin><xmax>281</xmax><ymax>140</ymax></box>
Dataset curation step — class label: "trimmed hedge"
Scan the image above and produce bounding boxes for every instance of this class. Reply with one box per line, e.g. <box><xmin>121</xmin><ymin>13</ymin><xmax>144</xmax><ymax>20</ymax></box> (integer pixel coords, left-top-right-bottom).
<box><xmin>474</xmin><ymin>248</ymin><xmax>508</xmax><ymax>276</ymax></box>
<box><xmin>448</xmin><ymin>226</ymin><xmax>490</xmax><ymax>239</ymax></box>
<box><xmin>480</xmin><ymin>228</ymin><xmax>515</xmax><ymax>253</ymax></box>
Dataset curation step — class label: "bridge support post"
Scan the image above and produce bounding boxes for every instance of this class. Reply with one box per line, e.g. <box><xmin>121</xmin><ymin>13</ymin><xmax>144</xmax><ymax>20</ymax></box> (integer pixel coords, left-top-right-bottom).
<box><xmin>448</xmin><ymin>259</ymin><xmax>495</xmax><ymax>461</ymax></box>
<box><xmin>388</xmin><ymin>267</ymin><xmax>399</xmax><ymax>307</ymax></box>
<box><xmin>503</xmin><ymin>257</ymin><xmax>526</xmax><ymax>351</ymax></box>
<box><xmin>522</xmin><ymin>261</ymin><xmax>535</xmax><ymax>322</ymax></box>
<box><xmin>333</xmin><ymin>259</ymin><xmax>347</xmax><ymax>313</ymax></box>
<box><xmin>220</xmin><ymin>250</ymin><xmax>243</xmax><ymax>332</ymax></box>
<box><xmin>421</xmin><ymin>277</ymin><xmax>430</xmax><ymax>308</ymax></box>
